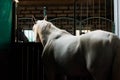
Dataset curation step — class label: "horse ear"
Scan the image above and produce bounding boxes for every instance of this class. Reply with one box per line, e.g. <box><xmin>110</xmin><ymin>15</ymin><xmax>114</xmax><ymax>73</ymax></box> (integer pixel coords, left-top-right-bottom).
<box><xmin>32</xmin><ymin>15</ymin><xmax>37</xmax><ymax>24</ymax></box>
<box><xmin>44</xmin><ymin>15</ymin><xmax>47</xmax><ymax>20</ymax></box>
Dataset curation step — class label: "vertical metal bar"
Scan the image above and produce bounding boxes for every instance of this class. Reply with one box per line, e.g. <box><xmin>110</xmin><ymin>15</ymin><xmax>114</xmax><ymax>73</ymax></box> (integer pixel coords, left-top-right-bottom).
<box><xmin>105</xmin><ymin>0</ymin><xmax>106</xmax><ymax>18</ymax></box>
<box><xmin>37</xmin><ymin>47</ymin><xmax>39</xmax><ymax>80</ymax></box>
<box><xmin>26</xmin><ymin>46</ymin><xmax>29</xmax><ymax>80</ymax></box>
<box><xmin>74</xmin><ymin>0</ymin><xmax>76</xmax><ymax>35</ymax></box>
<box><xmin>87</xmin><ymin>0</ymin><xmax>89</xmax><ymax>31</ymax></box>
<box><xmin>80</xmin><ymin>2</ymin><xmax>82</xmax><ymax>34</ymax></box>
<box><xmin>32</xmin><ymin>46</ymin><xmax>34</xmax><ymax>80</ymax></box>
<box><xmin>15</xmin><ymin>2</ymin><xmax>18</xmax><ymax>42</ymax></box>
<box><xmin>87</xmin><ymin>1</ymin><xmax>88</xmax><ymax>18</ymax></box>
<box><xmin>105</xmin><ymin>0</ymin><xmax>107</xmax><ymax>30</ymax></box>
<box><xmin>37</xmin><ymin>46</ymin><xmax>40</xmax><ymax>80</ymax></box>
<box><xmin>12</xmin><ymin>1</ymin><xmax>16</xmax><ymax>43</ymax></box>
<box><xmin>80</xmin><ymin>2</ymin><xmax>82</xmax><ymax>21</ymax></box>
<box><xmin>93</xmin><ymin>0</ymin><xmax>94</xmax><ymax>30</ymax></box>
<box><xmin>43</xmin><ymin>6</ymin><xmax>47</xmax><ymax>17</ymax></box>
<box><xmin>99</xmin><ymin>0</ymin><xmax>101</xmax><ymax>29</ymax></box>
<box><xmin>22</xmin><ymin>46</ymin><xmax>24</xmax><ymax>80</ymax></box>
<box><xmin>110</xmin><ymin>0</ymin><xmax>115</xmax><ymax>33</ymax></box>
<box><xmin>93</xmin><ymin>0</ymin><xmax>94</xmax><ymax>17</ymax></box>
<box><xmin>111</xmin><ymin>0</ymin><xmax>113</xmax><ymax>20</ymax></box>
<box><xmin>111</xmin><ymin>0</ymin><xmax>114</xmax><ymax>32</ymax></box>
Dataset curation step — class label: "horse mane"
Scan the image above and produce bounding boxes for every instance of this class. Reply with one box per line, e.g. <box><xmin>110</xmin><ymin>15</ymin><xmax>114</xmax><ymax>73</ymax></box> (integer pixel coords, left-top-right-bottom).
<box><xmin>33</xmin><ymin>19</ymin><xmax>72</xmax><ymax>46</ymax></box>
<box><xmin>40</xmin><ymin>20</ymin><xmax>71</xmax><ymax>35</ymax></box>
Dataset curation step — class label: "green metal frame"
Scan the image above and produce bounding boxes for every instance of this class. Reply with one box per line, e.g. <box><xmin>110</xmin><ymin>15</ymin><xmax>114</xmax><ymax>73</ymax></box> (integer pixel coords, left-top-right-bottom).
<box><xmin>0</xmin><ymin>0</ymin><xmax>12</xmax><ymax>48</ymax></box>
<box><xmin>49</xmin><ymin>17</ymin><xmax>115</xmax><ymax>33</ymax></box>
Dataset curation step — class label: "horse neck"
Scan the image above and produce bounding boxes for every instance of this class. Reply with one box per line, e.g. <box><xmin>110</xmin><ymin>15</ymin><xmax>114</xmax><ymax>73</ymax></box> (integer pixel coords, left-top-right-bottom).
<box><xmin>41</xmin><ymin>25</ymin><xmax>71</xmax><ymax>46</ymax></box>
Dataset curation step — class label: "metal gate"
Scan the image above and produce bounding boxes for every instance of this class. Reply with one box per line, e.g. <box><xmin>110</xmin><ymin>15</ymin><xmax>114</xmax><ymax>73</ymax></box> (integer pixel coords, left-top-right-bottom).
<box><xmin>16</xmin><ymin>16</ymin><xmax>114</xmax><ymax>42</ymax></box>
<box><xmin>11</xmin><ymin>43</ymin><xmax>43</xmax><ymax>80</ymax></box>
<box><xmin>49</xmin><ymin>17</ymin><xmax>114</xmax><ymax>35</ymax></box>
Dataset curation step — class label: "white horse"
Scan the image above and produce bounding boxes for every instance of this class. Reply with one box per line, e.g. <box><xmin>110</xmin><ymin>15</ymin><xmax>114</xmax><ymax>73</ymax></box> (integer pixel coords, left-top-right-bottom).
<box><xmin>33</xmin><ymin>17</ymin><xmax>120</xmax><ymax>80</ymax></box>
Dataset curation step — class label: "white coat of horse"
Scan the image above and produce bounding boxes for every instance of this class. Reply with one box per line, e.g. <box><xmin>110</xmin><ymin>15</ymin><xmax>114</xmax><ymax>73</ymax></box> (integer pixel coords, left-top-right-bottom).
<box><xmin>33</xmin><ymin>17</ymin><xmax>120</xmax><ymax>80</ymax></box>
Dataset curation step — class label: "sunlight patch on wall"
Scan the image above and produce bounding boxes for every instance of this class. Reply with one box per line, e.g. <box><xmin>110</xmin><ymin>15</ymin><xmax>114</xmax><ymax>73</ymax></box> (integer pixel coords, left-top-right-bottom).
<box><xmin>24</xmin><ymin>30</ymin><xmax>35</xmax><ymax>42</ymax></box>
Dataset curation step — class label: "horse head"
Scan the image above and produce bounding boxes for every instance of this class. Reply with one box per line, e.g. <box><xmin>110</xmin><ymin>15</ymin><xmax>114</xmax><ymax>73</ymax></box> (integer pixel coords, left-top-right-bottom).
<box><xmin>32</xmin><ymin>16</ymin><xmax>52</xmax><ymax>45</ymax></box>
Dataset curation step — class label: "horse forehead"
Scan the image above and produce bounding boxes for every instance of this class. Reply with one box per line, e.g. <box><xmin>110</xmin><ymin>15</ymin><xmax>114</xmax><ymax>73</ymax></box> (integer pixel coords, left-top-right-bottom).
<box><xmin>37</xmin><ymin>20</ymin><xmax>43</xmax><ymax>23</ymax></box>
<box><xmin>36</xmin><ymin>20</ymin><xmax>48</xmax><ymax>27</ymax></box>
<box><xmin>37</xmin><ymin>20</ymin><xmax>47</xmax><ymax>24</ymax></box>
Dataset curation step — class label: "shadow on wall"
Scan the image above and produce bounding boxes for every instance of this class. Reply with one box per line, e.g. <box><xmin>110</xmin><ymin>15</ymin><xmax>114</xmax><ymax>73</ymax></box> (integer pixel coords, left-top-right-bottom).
<box><xmin>16</xmin><ymin>27</ymin><xmax>29</xmax><ymax>42</ymax></box>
